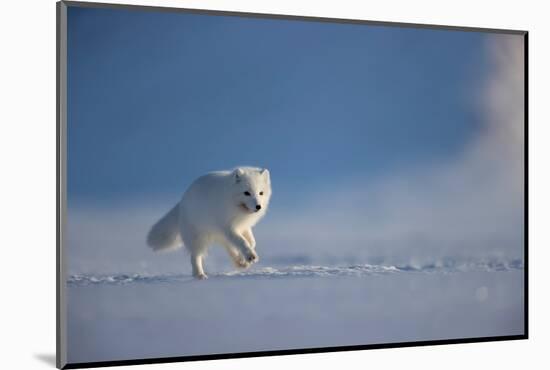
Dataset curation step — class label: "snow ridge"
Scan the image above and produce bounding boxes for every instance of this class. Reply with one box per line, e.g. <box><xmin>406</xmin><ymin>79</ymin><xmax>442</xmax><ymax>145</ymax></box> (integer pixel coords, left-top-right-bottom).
<box><xmin>68</xmin><ymin>259</ymin><xmax>523</xmax><ymax>286</ymax></box>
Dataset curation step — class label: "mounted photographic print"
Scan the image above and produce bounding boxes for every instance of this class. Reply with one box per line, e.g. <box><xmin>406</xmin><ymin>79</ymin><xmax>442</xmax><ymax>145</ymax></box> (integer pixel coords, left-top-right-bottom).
<box><xmin>56</xmin><ymin>1</ymin><xmax>527</xmax><ymax>368</ymax></box>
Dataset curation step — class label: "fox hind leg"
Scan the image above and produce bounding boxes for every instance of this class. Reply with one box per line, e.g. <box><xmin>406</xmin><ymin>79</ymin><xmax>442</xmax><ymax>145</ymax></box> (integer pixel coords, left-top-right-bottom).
<box><xmin>185</xmin><ymin>234</ymin><xmax>208</xmax><ymax>279</ymax></box>
<box><xmin>190</xmin><ymin>251</ymin><xmax>207</xmax><ymax>279</ymax></box>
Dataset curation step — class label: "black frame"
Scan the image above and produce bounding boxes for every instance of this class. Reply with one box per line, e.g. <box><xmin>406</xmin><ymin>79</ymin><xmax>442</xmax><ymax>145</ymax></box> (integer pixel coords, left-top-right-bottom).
<box><xmin>56</xmin><ymin>1</ymin><xmax>528</xmax><ymax>368</ymax></box>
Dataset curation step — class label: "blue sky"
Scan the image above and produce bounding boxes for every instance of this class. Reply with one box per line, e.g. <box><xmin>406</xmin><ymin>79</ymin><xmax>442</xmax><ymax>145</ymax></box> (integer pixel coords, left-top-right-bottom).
<box><xmin>67</xmin><ymin>6</ymin><xmax>489</xmax><ymax>205</ymax></box>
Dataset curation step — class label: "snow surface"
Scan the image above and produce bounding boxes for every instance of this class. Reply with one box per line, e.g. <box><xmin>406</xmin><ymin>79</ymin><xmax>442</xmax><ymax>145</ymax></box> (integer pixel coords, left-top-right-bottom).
<box><xmin>66</xmin><ymin>260</ymin><xmax>524</xmax><ymax>364</ymax></box>
<box><xmin>65</xmin><ymin>195</ymin><xmax>525</xmax><ymax>365</ymax></box>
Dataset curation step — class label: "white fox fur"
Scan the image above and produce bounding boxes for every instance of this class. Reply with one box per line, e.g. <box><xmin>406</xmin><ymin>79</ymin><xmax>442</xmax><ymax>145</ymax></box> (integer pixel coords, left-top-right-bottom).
<box><xmin>147</xmin><ymin>167</ymin><xmax>272</xmax><ymax>279</ymax></box>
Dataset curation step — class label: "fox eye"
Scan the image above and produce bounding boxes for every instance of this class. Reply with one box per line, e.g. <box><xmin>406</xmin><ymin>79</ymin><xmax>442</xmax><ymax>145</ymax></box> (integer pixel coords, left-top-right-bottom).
<box><xmin>244</xmin><ymin>191</ymin><xmax>251</xmax><ymax>196</ymax></box>
<box><xmin>259</xmin><ymin>191</ymin><xmax>264</xmax><ymax>196</ymax></box>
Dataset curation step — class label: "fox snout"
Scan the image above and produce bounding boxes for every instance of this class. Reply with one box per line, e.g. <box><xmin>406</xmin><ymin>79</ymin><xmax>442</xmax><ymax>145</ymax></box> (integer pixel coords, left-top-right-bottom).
<box><xmin>255</xmin><ymin>205</ymin><xmax>262</xmax><ymax>211</ymax></box>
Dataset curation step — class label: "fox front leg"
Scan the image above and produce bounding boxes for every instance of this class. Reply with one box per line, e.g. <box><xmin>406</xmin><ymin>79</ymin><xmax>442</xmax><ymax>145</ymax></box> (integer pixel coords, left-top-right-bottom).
<box><xmin>226</xmin><ymin>230</ymin><xmax>258</xmax><ymax>264</ymax></box>
<box><xmin>222</xmin><ymin>241</ymin><xmax>251</xmax><ymax>269</ymax></box>
<box><xmin>242</xmin><ymin>229</ymin><xmax>256</xmax><ymax>249</ymax></box>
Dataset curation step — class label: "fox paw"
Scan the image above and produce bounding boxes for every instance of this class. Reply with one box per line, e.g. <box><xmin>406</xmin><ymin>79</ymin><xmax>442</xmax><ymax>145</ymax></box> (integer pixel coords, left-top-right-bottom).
<box><xmin>234</xmin><ymin>257</ymin><xmax>251</xmax><ymax>269</ymax></box>
<box><xmin>244</xmin><ymin>249</ymin><xmax>259</xmax><ymax>264</ymax></box>
<box><xmin>194</xmin><ymin>273</ymin><xmax>208</xmax><ymax>280</ymax></box>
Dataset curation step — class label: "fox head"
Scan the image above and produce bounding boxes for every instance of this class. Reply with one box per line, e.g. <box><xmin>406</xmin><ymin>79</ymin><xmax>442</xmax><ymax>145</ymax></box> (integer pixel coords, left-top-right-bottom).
<box><xmin>232</xmin><ymin>167</ymin><xmax>272</xmax><ymax>215</ymax></box>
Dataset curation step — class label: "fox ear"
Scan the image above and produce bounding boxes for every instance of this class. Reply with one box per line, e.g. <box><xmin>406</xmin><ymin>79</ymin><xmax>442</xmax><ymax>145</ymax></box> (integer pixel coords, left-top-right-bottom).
<box><xmin>234</xmin><ymin>168</ymin><xmax>244</xmax><ymax>183</ymax></box>
<box><xmin>261</xmin><ymin>168</ymin><xmax>270</xmax><ymax>182</ymax></box>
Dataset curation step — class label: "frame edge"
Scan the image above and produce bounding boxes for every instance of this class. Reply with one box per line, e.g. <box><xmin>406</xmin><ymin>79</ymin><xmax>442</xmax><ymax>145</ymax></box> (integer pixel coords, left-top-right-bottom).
<box><xmin>55</xmin><ymin>2</ymin><xmax>529</xmax><ymax>368</ymax></box>
<box><xmin>57</xmin><ymin>1</ymin><xmax>68</xmax><ymax>369</ymax></box>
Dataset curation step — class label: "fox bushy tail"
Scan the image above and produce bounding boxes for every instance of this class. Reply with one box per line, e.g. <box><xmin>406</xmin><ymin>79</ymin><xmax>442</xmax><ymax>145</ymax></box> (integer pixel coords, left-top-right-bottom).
<box><xmin>147</xmin><ymin>203</ymin><xmax>182</xmax><ymax>252</ymax></box>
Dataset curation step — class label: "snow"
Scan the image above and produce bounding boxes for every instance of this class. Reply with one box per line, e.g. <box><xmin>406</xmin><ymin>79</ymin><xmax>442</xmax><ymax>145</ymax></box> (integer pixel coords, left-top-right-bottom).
<box><xmin>64</xmin><ymin>201</ymin><xmax>525</xmax><ymax>365</ymax></box>
<box><xmin>66</xmin><ymin>261</ymin><xmax>524</xmax><ymax>364</ymax></box>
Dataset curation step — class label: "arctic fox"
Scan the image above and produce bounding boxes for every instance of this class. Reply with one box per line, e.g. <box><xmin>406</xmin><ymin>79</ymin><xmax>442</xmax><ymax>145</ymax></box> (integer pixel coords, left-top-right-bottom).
<box><xmin>147</xmin><ymin>167</ymin><xmax>272</xmax><ymax>279</ymax></box>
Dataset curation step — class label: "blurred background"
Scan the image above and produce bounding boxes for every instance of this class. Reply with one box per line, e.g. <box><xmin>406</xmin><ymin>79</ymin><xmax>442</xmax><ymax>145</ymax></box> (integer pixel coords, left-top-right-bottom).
<box><xmin>66</xmin><ymin>6</ymin><xmax>524</xmax><ymax>275</ymax></box>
